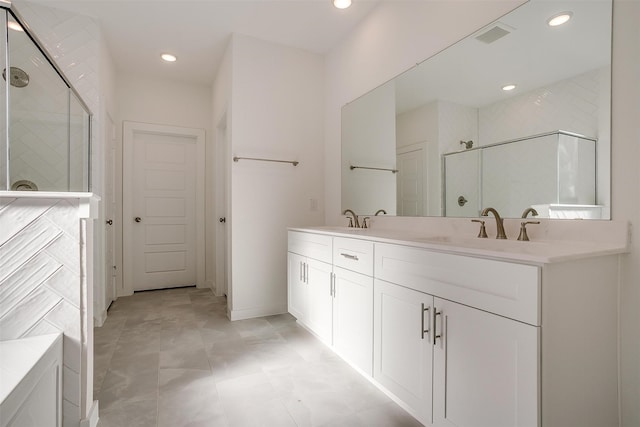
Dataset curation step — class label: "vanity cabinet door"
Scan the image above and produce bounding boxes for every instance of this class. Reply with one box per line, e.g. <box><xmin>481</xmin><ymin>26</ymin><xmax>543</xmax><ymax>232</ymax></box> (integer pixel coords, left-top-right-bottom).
<box><xmin>287</xmin><ymin>252</ymin><xmax>307</xmax><ymax>321</ymax></box>
<box><xmin>305</xmin><ymin>258</ymin><xmax>334</xmax><ymax>344</ymax></box>
<box><xmin>332</xmin><ymin>266</ymin><xmax>373</xmax><ymax>375</ymax></box>
<box><xmin>432</xmin><ymin>297</ymin><xmax>539</xmax><ymax>427</ymax></box>
<box><xmin>373</xmin><ymin>279</ymin><xmax>433</xmax><ymax>426</ymax></box>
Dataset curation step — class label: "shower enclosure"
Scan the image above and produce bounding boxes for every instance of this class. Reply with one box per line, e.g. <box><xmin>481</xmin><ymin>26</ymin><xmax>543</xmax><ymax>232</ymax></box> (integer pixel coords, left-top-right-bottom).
<box><xmin>443</xmin><ymin>131</ymin><xmax>598</xmax><ymax>218</ymax></box>
<box><xmin>0</xmin><ymin>1</ymin><xmax>91</xmax><ymax>192</ymax></box>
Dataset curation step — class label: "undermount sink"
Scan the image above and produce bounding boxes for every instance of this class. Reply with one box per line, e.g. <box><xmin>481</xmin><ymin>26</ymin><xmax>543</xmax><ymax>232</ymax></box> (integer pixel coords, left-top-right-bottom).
<box><xmin>316</xmin><ymin>226</ymin><xmax>370</xmax><ymax>233</ymax></box>
<box><xmin>412</xmin><ymin>235</ymin><xmax>546</xmax><ymax>250</ymax></box>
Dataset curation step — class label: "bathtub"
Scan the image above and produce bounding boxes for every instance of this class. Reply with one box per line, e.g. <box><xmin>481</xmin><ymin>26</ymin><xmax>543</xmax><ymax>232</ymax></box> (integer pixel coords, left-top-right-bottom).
<box><xmin>0</xmin><ymin>333</ymin><xmax>63</xmax><ymax>427</ymax></box>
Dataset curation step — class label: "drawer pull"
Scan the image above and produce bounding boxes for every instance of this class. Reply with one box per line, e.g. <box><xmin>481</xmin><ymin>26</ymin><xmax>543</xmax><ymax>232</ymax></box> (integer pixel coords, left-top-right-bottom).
<box><xmin>340</xmin><ymin>253</ymin><xmax>359</xmax><ymax>261</ymax></box>
<box><xmin>421</xmin><ymin>303</ymin><xmax>430</xmax><ymax>340</ymax></box>
<box><xmin>433</xmin><ymin>309</ymin><xmax>442</xmax><ymax>345</ymax></box>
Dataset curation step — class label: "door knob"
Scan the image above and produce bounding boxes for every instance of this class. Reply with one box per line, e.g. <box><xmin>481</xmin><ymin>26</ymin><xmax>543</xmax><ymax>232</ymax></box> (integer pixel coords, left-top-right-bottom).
<box><xmin>219</xmin><ymin>217</ymin><xmax>226</xmax><ymax>223</ymax></box>
<box><xmin>134</xmin><ymin>217</ymin><xmax>142</xmax><ymax>223</ymax></box>
<box><xmin>106</xmin><ymin>219</ymin><xmax>113</xmax><ymax>225</ymax></box>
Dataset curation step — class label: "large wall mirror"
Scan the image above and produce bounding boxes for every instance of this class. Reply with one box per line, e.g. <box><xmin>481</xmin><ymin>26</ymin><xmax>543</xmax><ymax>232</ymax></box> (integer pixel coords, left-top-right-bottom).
<box><xmin>341</xmin><ymin>0</ymin><xmax>612</xmax><ymax>219</ymax></box>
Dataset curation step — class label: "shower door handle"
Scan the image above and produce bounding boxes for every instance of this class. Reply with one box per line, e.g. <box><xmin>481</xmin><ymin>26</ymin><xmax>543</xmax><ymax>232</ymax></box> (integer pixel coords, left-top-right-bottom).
<box><xmin>134</xmin><ymin>217</ymin><xmax>142</xmax><ymax>223</ymax></box>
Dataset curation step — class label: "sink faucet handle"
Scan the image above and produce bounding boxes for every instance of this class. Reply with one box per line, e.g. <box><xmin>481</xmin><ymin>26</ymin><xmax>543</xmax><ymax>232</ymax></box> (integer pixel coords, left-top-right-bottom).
<box><xmin>471</xmin><ymin>219</ymin><xmax>488</xmax><ymax>238</ymax></box>
<box><xmin>517</xmin><ymin>220</ymin><xmax>540</xmax><ymax>241</ymax></box>
<box><xmin>347</xmin><ymin>216</ymin><xmax>354</xmax><ymax>228</ymax></box>
<box><xmin>362</xmin><ymin>217</ymin><xmax>370</xmax><ymax>228</ymax></box>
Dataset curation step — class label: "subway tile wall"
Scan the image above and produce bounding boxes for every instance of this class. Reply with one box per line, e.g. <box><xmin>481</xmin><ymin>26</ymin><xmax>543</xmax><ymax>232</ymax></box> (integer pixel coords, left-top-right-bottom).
<box><xmin>9</xmin><ymin>0</ymin><xmax>101</xmax><ymax>192</ymax></box>
<box><xmin>478</xmin><ymin>67</ymin><xmax>606</xmax><ymax>144</ymax></box>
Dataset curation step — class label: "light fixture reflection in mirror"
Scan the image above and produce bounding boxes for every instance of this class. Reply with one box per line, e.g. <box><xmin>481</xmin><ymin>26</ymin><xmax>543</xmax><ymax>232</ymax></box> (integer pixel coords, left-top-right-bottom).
<box><xmin>341</xmin><ymin>0</ymin><xmax>612</xmax><ymax>220</ymax></box>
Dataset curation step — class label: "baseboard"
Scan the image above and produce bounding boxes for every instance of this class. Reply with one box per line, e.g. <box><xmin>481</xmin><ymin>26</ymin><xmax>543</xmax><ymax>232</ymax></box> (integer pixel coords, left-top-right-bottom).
<box><xmin>229</xmin><ymin>304</ymin><xmax>287</xmax><ymax>321</ymax></box>
<box><xmin>80</xmin><ymin>400</ymin><xmax>99</xmax><ymax>427</ymax></box>
<box><xmin>94</xmin><ymin>309</ymin><xmax>107</xmax><ymax>327</ymax></box>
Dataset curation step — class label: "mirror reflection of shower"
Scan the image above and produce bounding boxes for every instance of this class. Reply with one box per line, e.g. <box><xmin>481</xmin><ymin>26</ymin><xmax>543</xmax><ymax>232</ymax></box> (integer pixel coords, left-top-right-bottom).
<box><xmin>2</xmin><ymin>66</ymin><xmax>29</xmax><ymax>87</ymax></box>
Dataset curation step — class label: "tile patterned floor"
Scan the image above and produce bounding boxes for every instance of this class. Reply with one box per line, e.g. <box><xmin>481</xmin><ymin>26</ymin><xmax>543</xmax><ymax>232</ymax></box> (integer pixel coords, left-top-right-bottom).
<box><xmin>94</xmin><ymin>287</ymin><xmax>421</xmax><ymax>427</ymax></box>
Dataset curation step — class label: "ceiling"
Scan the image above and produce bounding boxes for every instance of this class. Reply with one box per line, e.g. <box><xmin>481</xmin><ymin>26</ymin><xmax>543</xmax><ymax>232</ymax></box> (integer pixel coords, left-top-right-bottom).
<box><xmin>394</xmin><ymin>0</ymin><xmax>611</xmax><ymax>112</ymax></box>
<box><xmin>25</xmin><ymin>0</ymin><xmax>380</xmax><ymax>85</ymax></box>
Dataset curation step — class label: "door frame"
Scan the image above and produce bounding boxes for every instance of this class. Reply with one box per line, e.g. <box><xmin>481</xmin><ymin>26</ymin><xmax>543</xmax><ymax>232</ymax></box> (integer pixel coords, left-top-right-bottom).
<box><xmin>215</xmin><ymin>110</ymin><xmax>230</xmax><ymax>298</ymax></box>
<box><xmin>122</xmin><ymin>121</ymin><xmax>206</xmax><ymax>296</ymax></box>
<box><xmin>104</xmin><ymin>112</ymin><xmax>117</xmax><ymax>307</ymax></box>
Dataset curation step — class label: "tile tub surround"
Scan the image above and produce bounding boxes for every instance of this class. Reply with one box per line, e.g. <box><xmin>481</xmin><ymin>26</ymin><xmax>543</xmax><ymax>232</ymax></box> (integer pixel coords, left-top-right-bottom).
<box><xmin>0</xmin><ymin>192</ymin><xmax>99</xmax><ymax>427</ymax></box>
<box><xmin>94</xmin><ymin>287</ymin><xmax>421</xmax><ymax>427</ymax></box>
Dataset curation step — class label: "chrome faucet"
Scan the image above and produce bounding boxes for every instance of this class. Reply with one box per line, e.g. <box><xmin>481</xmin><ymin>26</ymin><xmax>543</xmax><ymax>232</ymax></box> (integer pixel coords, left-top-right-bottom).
<box><xmin>480</xmin><ymin>207</ymin><xmax>507</xmax><ymax>239</ymax></box>
<box><xmin>375</xmin><ymin>209</ymin><xmax>387</xmax><ymax>216</ymax></box>
<box><xmin>521</xmin><ymin>207</ymin><xmax>538</xmax><ymax>218</ymax></box>
<box><xmin>343</xmin><ymin>209</ymin><xmax>360</xmax><ymax>228</ymax></box>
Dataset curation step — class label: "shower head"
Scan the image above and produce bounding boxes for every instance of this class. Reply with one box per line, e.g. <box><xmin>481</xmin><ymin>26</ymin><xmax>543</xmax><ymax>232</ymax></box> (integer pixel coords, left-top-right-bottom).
<box><xmin>2</xmin><ymin>66</ymin><xmax>29</xmax><ymax>88</ymax></box>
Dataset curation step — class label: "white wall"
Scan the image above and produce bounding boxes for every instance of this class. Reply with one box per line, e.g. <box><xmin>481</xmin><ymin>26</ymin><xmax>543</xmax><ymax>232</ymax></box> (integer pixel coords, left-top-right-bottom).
<box><xmin>225</xmin><ymin>34</ymin><xmax>325</xmax><ymax>320</ymax></box>
<box><xmin>326</xmin><ymin>0</ymin><xmax>640</xmax><ymax>425</ymax></box>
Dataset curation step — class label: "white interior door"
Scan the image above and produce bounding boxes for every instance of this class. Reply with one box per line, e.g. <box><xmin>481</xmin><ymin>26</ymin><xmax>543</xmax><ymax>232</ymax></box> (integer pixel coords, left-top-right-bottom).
<box><xmin>123</xmin><ymin>122</ymin><xmax>205</xmax><ymax>293</ymax></box>
<box><xmin>104</xmin><ymin>114</ymin><xmax>117</xmax><ymax>306</ymax></box>
<box><xmin>396</xmin><ymin>147</ymin><xmax>424</xmax><ymax>216</ymax></box>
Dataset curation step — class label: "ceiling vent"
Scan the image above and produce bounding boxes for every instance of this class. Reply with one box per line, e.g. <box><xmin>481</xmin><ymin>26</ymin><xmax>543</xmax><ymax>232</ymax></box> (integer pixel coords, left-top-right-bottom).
<box><xmin>474</xmin><ymin>22</ymin><xmax>514</xmax><ymax>44</ymax></box>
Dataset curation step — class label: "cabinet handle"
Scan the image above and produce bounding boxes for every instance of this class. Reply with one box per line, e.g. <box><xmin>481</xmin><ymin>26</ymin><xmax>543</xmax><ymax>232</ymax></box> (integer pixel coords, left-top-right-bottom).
<box><xmin>433</xmin><ymin>308</ymin><xmax>442</xmax><ymax>345</ymax></box>
<box><xmin>329</xmin><ymin>273</ymin><xmax>334</xmax><ymax>297</ymax></box>
<box><xmin>305</xmin><ymin>263</ymin><xmax>309</xmax><ymax>283</ymax></box>
<box><xmin>300</xmin><ymin>261</ymin><xmax>304</xmax><ymax>282</ymax></box>
<box><xmin>340</xmin><ymin>253</ymin><xmax>359</xmax><ymax>261</ymax></box>
<box><xmin>333</xmin><ymin>274</ymin><xmax>336</xmax><ymax>297</ymax></box>
<box><xmin>421</xmin><ymin>303</ymin><xmax>430</xmax><ymax>339</ymax></box>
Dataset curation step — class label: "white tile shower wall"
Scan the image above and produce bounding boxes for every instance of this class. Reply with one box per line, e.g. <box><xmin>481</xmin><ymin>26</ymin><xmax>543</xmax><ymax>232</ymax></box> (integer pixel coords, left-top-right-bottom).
<box><xmin>478</xmin><ymin>68</ymin><xmax>604</xmax><ymax>144</ymax></box>
<box><xmin>11</xmin><ymin>1</ymin><xmax>100</xmax><ymax>194</ymax></box>
<box><xmin>11</xmin><ymin>0</ymin><xmax>101</xmax><ymax>188</ymax></box>
<box><xmin>437</xmin><ymin>100</ymin><xmax>479</xmax><ymax>154</ymax></box>
<box><xmin>0</xmin><ymin>196</ymin><xmax>90</xmax><ymax>427</ymax></box>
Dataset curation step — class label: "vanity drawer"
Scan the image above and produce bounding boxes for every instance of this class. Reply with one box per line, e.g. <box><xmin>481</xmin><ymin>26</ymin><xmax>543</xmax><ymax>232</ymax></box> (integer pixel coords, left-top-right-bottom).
<box><xmin>333</xmin><ymin>237</ymin><xmax>374</xmax><ymax>276</ymax></box>
<box><xmin>375</xmin><ymin>243</ymin><xmax>540</xmax><ymax>325</ymax></box>
<box><xmin>288</xmin><ymin>231</ymin><xmax>332</xmax><ymax>263</ymax></box>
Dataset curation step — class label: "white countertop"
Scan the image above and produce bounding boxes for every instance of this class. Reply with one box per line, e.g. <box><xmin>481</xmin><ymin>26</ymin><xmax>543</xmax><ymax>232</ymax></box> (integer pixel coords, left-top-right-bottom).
<box><xmin>289</xmin><ymin>226</ymin><xmax>629</xmax><ymax>264</ymax></box>
<box><xmin>0</xmin><ymin>333</ymin><xmax>62</xmax><ymax>403</ymax></box>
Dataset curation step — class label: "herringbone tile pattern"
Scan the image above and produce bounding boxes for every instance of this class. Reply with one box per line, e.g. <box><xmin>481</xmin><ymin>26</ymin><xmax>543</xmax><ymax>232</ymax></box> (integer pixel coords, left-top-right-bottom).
<box><xmin>0</xmin><ymin>196</ymin><xmax>85</xmax><ymax>425</ymax></box>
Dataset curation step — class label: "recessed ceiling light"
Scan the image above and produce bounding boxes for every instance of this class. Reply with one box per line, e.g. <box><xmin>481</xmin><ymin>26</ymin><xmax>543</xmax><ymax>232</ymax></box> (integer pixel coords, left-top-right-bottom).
<box><xmin>547</xmin><ymin>12</ymin><xmax>573</xmax><ymax>27</ymax></box>
<box><xmin>8</xmin><ymin>21</ymin><xmax>23</xmax><ymax>32</ymax></box>
<box><xmin>333</xmin><ymin>0</ymin><xmax>351</xmax><ymax>9</ymax></box>
<box><xmin>161</xmin><ymin>53</ymin><xmax>177</xmax><ymax>62</ymax></box>
<box><xmin>502</xmin><ymin>84</ymin><xmax>517</xmax><ymax>91</ymax></box>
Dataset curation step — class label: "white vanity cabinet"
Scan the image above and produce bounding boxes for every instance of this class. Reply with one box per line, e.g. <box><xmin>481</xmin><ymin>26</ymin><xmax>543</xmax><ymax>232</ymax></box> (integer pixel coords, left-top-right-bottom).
<box><xmin>287</xmin><ymin>231</ymin><xmax>333</xmax><ymax>343</ymax></box>
<box><xmin>431</xmin><ymin>297</ymin><xmax>538</xmax><ymax>427</ymax></box>
<box><xmin>373</xmin><ymin>241</ymin><xmax>619</xmax><ymax>427</ymax></box>
<box><xmin>373</xmin><ymin>279</ymin><xmax>434</xmax><ymax>425</ymax></box>
<box><xmin>288</xmin><ymin>228</ymin><xmax>621</xmax><ymax>427</ymax></box>
<box><xmin>332</xmin><ymin>237</ymin><xmax>374</xmax><ymax>375</ymax></box>
<box><xmin>287</xmin><ymin>231</ymin><xmax>374</xmax><ymax>374</ymax></box>
<box><xmin>374</xmin><ymin>242</ymin><xmax>539</xmax><ymax>427</ymax></box>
